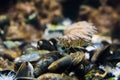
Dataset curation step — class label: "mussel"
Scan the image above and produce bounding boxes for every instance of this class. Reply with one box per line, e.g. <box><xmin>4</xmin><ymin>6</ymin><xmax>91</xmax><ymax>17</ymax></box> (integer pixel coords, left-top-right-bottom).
<box><xmin>48</xmin><ymin>52</ymin><xmax>85</xmax><ymax>72</ymax></box>
<box><xmin>34</xmin><ymin>52</ymin><xmax>62</xmax><ymax>77</ymax></box>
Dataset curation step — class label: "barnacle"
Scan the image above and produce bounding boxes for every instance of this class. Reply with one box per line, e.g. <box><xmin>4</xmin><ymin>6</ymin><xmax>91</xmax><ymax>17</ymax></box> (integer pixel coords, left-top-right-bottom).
<box><xmin>57</xmin><ymin>21</ymin><xmax>97</xmax><ymax>48</ymax></box>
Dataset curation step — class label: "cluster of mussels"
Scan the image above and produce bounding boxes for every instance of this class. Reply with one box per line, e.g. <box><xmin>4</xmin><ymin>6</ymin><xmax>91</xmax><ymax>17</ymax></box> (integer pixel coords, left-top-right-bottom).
<box><xmin>0</xmin><ymin>21</ymin><xmax>119</xmax><ymax>80</ymax></box>
<box><xmin>0</xmin><ymin>38</ymin><xmax>120</xmax><ymax>80</ymax></box>
<box><xmin>0</xmin><ymin>0</ymin><xmax>120</xmax><ymax>80</ymax></box>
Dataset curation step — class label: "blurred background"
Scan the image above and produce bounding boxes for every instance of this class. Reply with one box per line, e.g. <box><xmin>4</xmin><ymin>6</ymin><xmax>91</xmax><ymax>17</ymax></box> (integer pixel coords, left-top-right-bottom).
<box><xmin>0</xmin><ymin>0</ymin><xmax>119</xmax><ymax>42</ymax></box>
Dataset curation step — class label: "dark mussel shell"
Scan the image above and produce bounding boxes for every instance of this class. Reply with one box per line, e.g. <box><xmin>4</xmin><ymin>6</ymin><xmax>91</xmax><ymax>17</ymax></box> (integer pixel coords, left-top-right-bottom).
<box><xmin>92</xmin><ymin>43</ymin><xmax>120</xmax><ymax>66</ymax></box>
<box><xmin>34</xmin><ymin>52</ymin><xmax>62</xmax><ymax>77</ymax></box>
<box><xmin>37</xmin><ymin>39</ymin><xmax>56</xmax><ymax>51</ymax></box>
<box><xmin>91</xmin><ymin>45</ymin><xmax>111</xmax><ymax>65</ymax></box>
<box><xmin>48</xmin><ymin>52</ymin><xmax>85</xmax><ymax>73</ymax></box>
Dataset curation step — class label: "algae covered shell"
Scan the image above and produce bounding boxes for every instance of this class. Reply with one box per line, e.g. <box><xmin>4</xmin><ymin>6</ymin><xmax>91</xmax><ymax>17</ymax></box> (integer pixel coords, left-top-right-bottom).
<box><xmin>48</xmin><ymin>52</ymin><xmax>85</xmax><ymax>71</ymax></box>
